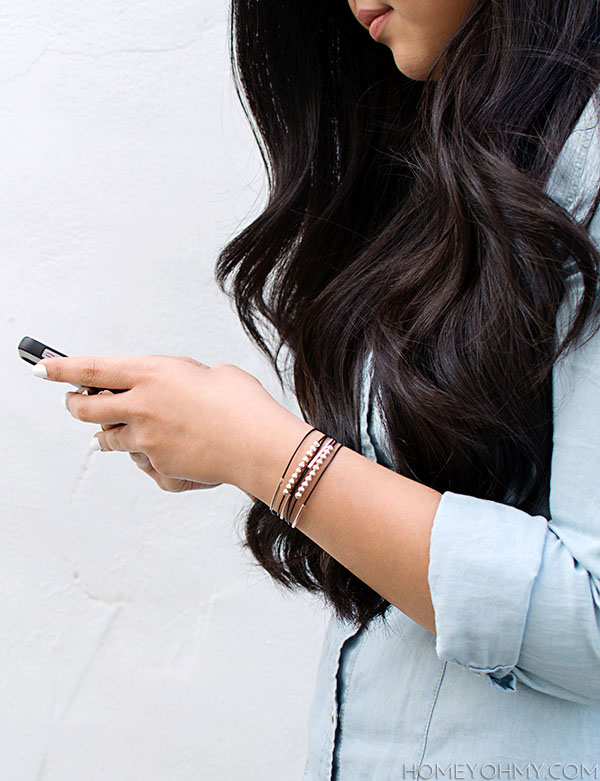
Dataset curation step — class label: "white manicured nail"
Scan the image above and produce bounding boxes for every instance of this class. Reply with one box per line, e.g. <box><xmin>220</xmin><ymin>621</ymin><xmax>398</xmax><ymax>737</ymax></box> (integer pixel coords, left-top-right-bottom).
<box><xmin>32</xmin><ymin>364</ymin><xmax>48</xmax><ymax>379</ymax></box>
<box><xmin>62</xmin><ymin>393</ymin><xmax>69</xmax><ymax>409</ymax></box>
<box><xmin>89</xmin><ymin>437</ymin><xmax>102</xmax><ymax>452</ymax></box>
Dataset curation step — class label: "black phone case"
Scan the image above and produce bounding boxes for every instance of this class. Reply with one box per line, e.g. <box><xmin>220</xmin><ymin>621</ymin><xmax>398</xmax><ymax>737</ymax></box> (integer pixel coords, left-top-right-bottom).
<box><xmin>18</xmin><ymin>336</ymin><xmax>127</xmax><ymax>394</ymax></box>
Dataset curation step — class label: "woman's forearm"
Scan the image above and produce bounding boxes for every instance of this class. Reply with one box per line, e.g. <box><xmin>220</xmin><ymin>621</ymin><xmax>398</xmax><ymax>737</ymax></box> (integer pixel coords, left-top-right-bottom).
<box><xmin>43</xmin><ymin>352</ymin><xmax>442</xmax><ymax>633</ymax></box>
<box><xmin>237</xmin><ymin>412</ymin><xmax>442</xmax><ymax>634</ymax></box>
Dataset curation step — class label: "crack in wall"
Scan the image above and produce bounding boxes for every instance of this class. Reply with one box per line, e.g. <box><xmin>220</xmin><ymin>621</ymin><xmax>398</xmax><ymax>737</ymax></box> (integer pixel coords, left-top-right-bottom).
<box><xmin>168</xmin><ymin>580</ymin><xmax>251</xmax><ymax>669</ymax></box>
<box><xmin>68</xmin><ymin>449</ymin><xmax>94</xmax><ymax>505</ymax></box>
<box><xmin>0</xmin><ymin>27</ymin><xmax>216</xmax><ymax>87</ymax></box>
<box><xmin>0</xmin><ymin>45</ymin><xmax>51</xmax><ymax>87</ymax></box>
<box><xmin>58</xmin><ymin>605</ymin><xmax>123</xmax><ymax>722</ymax></box>
<box><xmin>72</xmin><ymin>571</ymin><xmax>131</xmax><ymax>607</ymax></box>
<box><xmin>35</xmin><ymin>604</ymin><xmax>123</xmax><ymax>781</ymax></box>
<box><xmin>81</xmin><ymin>587</ymin><xmax>130</xmax><ymax>607</ymax></box>
<box><xmin>49</xmin><ymin>30</ymin><xmax>210</xmax><ymax>59</ymax></box>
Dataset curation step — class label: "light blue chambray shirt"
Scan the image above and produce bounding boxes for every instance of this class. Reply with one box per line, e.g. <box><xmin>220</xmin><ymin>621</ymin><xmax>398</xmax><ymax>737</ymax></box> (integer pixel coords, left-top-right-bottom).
<box><xmin>302</xmin><ymin>86</ymin><xmax>600</xmax><ymax>781</ymax></box>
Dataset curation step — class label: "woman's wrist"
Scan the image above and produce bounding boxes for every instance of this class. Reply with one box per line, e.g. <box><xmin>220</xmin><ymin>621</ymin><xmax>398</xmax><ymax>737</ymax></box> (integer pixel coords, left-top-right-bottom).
<box><xmin>232</xmin><ymin>400</ymin><xmax>440</xmax><ymax>633</ymax></box>
<box><xmin>235</xmin><ymin>407</ymin><xmax>322</xmax><ymax>506</ymax></box>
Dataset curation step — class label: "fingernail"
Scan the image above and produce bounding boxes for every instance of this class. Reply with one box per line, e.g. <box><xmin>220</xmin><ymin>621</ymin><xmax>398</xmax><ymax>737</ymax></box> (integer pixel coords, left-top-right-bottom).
<box><xmin>62</xmin><ymin>393</ymin><xmax>69</xmax><ymax>409</ymax></box>
<box><xmin>33</xmin><ymin>364</ymin><xmax>48</xmax><ymax>379</ymax></box>
<box><xmin>89</xmin><ymin>437</ymin><xmax>102</xmax><ymax>452</ymax></box>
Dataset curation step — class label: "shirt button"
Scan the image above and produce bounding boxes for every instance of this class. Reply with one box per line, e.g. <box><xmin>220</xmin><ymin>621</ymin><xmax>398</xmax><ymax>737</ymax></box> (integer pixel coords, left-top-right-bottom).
<box><xmin>330</xmin><ymin>709</ymin><xmax>335</xmax><ymax>723</ymax></box>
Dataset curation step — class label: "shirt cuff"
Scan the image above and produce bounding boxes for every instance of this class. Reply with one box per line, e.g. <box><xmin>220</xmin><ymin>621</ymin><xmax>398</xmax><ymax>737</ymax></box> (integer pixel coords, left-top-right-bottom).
<box><xmin>427</xmin><ymin>490</ymin><xmax>549</xmax><ymax>689</ymax></box>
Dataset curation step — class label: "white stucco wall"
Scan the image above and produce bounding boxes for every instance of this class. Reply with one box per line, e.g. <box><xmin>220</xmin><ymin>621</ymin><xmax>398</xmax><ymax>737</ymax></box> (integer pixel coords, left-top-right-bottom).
<box><xmin>0</xmin><ymin>2</ymin><xmax>328</xmax><ymax>778</ymax></box>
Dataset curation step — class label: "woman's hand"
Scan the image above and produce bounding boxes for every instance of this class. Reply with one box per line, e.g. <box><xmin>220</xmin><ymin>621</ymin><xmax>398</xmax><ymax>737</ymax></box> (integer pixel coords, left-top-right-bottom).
<box><xmin>92</xmin><ymin>389</ymin><xmax>219</xmax><ymax>493</ymax></box>
<box><xmin>128</xmin><ymin>448</ymin><xmax>219</xmax><ymax>493</ymax></box>
<box><xmin>36</xmin><ymin>354</ymin><xmax>295</xmax><ymax>493</ymax></box>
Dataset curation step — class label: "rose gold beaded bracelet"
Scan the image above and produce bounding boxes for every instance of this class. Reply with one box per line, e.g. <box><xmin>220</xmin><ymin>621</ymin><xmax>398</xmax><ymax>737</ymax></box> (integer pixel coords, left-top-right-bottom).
<box><xmin>286</xmin><ymin>439</ymin><xmax>343</xmax><ymax>529</ymax></box>
<box><xmin>269</xmin><ymin>430</ymin><xmax>344</xmax><ymax>529</ymax></box>
<box><xmin>275</xmin><ymin>434</ymin><xmax>329</xmax><ymax>521</ymax></box>
<box><xmin>269</xmin><ymin>428</ymin><xmax>320</xmax><ymax>515</ymax></box>
<box><xmin>277</xmin><ymin>435</ymin><xmax>332</xmax><ymax>522</ymax></box>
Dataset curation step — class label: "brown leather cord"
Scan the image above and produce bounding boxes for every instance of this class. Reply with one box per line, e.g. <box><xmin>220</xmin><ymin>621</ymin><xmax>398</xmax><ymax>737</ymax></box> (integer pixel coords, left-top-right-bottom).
<box><xmin>269</xmin><ymin>427</ymin><xmax>318</xmax><ymax>515</ymax></box>
<box><xmin>286</xmin><ymin>439</ymin><xmax>344</xmax><ymax>529</ymax></box>
<box><xmin>276</xmin><ymin>434</ymin><xmax>329</xmax><ymax>522</ymax></box>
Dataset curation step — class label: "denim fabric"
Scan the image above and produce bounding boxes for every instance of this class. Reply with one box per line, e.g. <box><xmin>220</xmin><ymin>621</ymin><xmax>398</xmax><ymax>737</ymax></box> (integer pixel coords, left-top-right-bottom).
<box><xmin>302</xmin><ymin>86</ymin><xmax>600</xmax><ymax>780</ymax></box>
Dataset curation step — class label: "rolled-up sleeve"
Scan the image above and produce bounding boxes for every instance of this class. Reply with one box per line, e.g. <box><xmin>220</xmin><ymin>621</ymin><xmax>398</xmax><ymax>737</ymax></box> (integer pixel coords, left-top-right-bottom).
<box><xmin>427</xmin><ymin>272</ymin><xmax>600</xmax><ymax>705</ymax></box>
<box><xmin>428</xmin><ymin>492</ymin><xmax>600</xmax><ymax>703</ymax></box>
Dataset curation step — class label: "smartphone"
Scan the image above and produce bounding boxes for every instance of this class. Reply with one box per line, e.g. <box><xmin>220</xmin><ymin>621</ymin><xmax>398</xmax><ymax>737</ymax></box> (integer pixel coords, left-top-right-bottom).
<box><xmin>18</xmin><ymin>336</ymin><xmax>127</xmax><ymax>395</ymax></box>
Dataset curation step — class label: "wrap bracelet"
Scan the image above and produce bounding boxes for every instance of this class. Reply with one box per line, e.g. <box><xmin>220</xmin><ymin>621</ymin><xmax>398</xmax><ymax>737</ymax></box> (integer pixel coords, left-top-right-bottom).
<box><xmin>276</xmin><ymin>434</ymin><xmax>330</xmax><ymax>522</ymax></box>
<box><xmin>270</xmin><ymin>429</ymin><xmax>344</xmax><ymax>529</ymax></box>
<box><xmin>269</xmin><ymin>428</ymin><xmax>321</xmax><ymax>515</ymax></box>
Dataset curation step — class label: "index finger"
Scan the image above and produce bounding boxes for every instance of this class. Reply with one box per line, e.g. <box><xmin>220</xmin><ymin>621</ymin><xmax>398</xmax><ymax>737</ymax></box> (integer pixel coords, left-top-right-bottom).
<box><xmin>34</xmin><ymin>355</ymin><xmax>149</xmax><ymax>390</ymax></box>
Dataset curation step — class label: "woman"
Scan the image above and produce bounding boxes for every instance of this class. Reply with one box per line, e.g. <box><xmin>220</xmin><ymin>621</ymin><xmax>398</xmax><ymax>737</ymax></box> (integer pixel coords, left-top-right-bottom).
<box><xmin>34</xmin><ymin>0</ymin><xmax>600</xmax><ymax>777</ymax></box>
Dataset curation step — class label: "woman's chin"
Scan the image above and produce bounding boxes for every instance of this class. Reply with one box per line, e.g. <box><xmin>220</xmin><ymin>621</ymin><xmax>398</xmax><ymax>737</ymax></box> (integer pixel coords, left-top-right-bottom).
<box><xmin>389</xmin><ymin>47</ymin><xmax>440</xmax><ymax>82</ymax></box>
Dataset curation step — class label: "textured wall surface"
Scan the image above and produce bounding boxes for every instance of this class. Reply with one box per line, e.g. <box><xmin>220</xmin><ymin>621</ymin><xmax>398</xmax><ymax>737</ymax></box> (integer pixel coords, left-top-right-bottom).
<box><xmin>0</xmin><ymin>1</ymin><xmax>328</xmax><ymax>778</ymax></box>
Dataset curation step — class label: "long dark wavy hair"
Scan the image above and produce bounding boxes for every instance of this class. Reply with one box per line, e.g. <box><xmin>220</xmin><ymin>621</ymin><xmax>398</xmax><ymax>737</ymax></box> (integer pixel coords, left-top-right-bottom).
<box><xmin>215</xmin><ymin>0</ymin><xmax>600</xmax><ymax>628</ymax></box>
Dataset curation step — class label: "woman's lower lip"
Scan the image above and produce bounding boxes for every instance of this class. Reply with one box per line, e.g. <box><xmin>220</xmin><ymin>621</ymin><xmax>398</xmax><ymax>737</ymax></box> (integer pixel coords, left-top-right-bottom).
<box><xmin>369</xmin><ymin>9</ymin><xmax>393</xmax><ymax>42</ymax></box>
